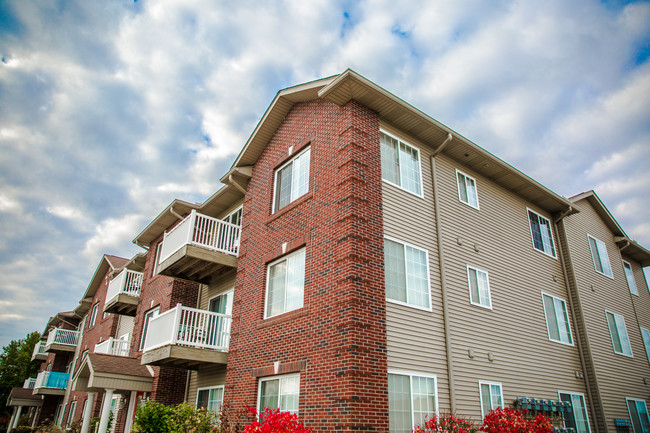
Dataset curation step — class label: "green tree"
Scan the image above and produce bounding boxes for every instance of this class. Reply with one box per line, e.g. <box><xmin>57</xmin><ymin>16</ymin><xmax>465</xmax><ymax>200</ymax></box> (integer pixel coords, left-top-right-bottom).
<box><xmin>0</xmin><ymin>332</ymin><xmax>42</xmax><ymax>419</ymax></box>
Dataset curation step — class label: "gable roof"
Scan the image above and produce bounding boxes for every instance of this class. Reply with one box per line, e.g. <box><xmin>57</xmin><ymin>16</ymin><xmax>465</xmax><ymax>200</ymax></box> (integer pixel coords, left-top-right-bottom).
<box><xmin>73</xmin><ymin>254</ymin><xmax>128</xmax><ymax>317</ymax></box>
<box><xmin>72</xmin><ymin>353</ymin><xmax>153</xmax><ymax>393</ymax></box>
<box><xmin>227</xmin><ymin>69</ymin><xmax>575</xmax><ymax>216</ymax></box>
<box><xmin>570</xmin><ymin>190</ymin><xmax>650</xmax><ymax>266</ymax></box>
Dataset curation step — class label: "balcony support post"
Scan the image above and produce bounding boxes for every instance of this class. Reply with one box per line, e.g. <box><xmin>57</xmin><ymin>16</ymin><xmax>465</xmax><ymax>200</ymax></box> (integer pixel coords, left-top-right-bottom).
<box><xmin>80</xmin><ymin>392</ymin><xmax>96</xmax><ymax>433</ymax></box>
<box><xmin>7</xmin><ymin>406</ymin><xmax>19</xmax><ymax>432</ymax></box>
<box><xmin>98</xmin><ymin>389</ymin><xmax>115</xmax><ymax>433</ymax></box>
<box><xmin>124</xmin><ymin>391</ymin><xmax>138</xmax><ymax>433</ymax></box>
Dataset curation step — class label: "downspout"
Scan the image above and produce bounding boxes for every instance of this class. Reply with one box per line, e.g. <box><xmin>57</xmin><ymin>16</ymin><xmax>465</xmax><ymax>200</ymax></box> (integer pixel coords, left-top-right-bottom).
<box><xmin>430</xmin><ymin>132</ymin><xmax>456</xmax><ymax>411</ymax></box>
<box><xmin>554</xmin><ymin>212</ymin><xmax>600</xmax><ymax>433</ymax></box>
<box><xmin>228</xmin><ymin>174</ymin><xmax>247</xmax><ymax>194</ymax></box>
<box><xmin>169</xmin><ymin>206</ymin><xmax>184</xmax><ymax>220</ymax></box>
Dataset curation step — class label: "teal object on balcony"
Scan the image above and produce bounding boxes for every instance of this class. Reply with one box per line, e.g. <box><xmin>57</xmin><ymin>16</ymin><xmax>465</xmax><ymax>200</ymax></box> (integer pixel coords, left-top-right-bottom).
<box><xmin>46</xmin><ymin>372</ymin><xmax>69</xmax><ymax>389</ymax></box>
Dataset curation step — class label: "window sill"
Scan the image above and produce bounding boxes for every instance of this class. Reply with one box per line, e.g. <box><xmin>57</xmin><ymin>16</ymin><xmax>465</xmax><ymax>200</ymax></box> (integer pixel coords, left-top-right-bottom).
<box><xmin>257</xmin><ymin>307</ymin><xmax>309</xmax><ymax>329</ymax></box>
<box><xmin>266</xmin><ymin>192</ymin><xmax>313</xmax><ymax>225</ymax></box>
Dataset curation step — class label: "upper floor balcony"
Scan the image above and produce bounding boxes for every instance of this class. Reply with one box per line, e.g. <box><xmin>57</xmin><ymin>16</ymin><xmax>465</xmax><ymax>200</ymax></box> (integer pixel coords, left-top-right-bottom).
<box><xmin>33</xmin><ymin>371</ymin><xmax>69</xmax><ymax>396</ymax></box>
<box><xmin>141</xmin><ymin>304</ymin><xmax>230</xmax><ymax>369</ymax></box>
<box><xmin>103</xmin><ymin>269</ymin><xmax>144</xmax><ymax>316</ymax></box>
<box><xmin>24</xmin><ymin>378</ymin><xmax>36</xmax><ymax>389</ymax></box>
<box><xmin>31</xmin><ymin>340</ymin><xmax>48</xmax><ymax>361</ymax></box>
<box><xmin>156</xmin><ymin>210</ymin><xmax>240</xmax><ymax>283</ymax></box>
<box><xmin>44</xmin><ymin>328</ymin><xmax>80</xmax><ymax>353</ymax></box>
<box><xmin>95</xmin><ymin>337</ymin><xmax>130</xmax><ymax>357</ymax></box>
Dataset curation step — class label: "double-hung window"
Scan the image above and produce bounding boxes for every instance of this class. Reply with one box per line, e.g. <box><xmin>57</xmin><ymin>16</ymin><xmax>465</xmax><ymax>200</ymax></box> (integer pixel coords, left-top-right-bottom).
<box><xmin>140</xmin><ymin>307</ymin><xmax>160</xmax><ymax>351</ymax></box>
<box><xmin>467</xmin><ymin>266</ymin><xmax>491</xmax><ymax>308</ymax></box>
<box><xmin>527</xmin><ymin>209</ymin><xmax>556</xmax><ymax>258</ymax></box>
<box><xmin>605</xmin><ymin>310</ymin><xmax>633</xmax><ymax>356</ymax></box>
<box><xmin>641</xmin><ymin>327</ymin><xmax>650</xmax><ymax>365</ymax></box>
<box><xmin>197</xmin><ymin>386</ymin><xmax>224</xmax><ymax>413</ymax></box>
<box><xmin>623</xmin><ymin>261</ymin><xmax>639</xmax><ymax>295</ymax></box>
<box><xmin>588</xmin><ymin>235</ymin><xmax>612</xmax><ymax>278</ymax></box>
<box><xmin>273</xmin><ymin>148</ymin><xmax>310</xmax><ymax>212</ymax></box>
<box><xmin>388</xmin><ymin>372</ymin><xmax>437</xmax><ymax>433</ymax></box>
<box><xmin>456</xmin><ymin>170</ymin><xmax>479</xmax><ymax>209</ymax></box>
<box><xmin>89</xmin><ymin>304</ymin><xmax>99</xmax><ymax>328</ymax></box>
<box><xmin>559</xmin><ymin>392</ymin><xmax>590</xmax><ymax>433</ymax></box>
<box><xmin>479</xmin><ymin>381</ymin><xmax>503</xmax><ymax>418</ymax></box>
<box><xmin>266</xmin><ymin>249</ymin><xmax>305</xmax><ymax>318</ymax></box>
<box><xmin>627</xmin><ymin>398</ymin><xmax>650</xmax><ymax>433</ymax></box>
<box><xmin>258</xmin><ymin>374</ymin><xmax>300</xmax><ymax>415</ymax></box>
<box><xmin>542</xmin><ymin>293</ymin><xmax>573</xmax><ymax>345</ymax></box>
<box><xmin>380</xmin><ymin>132</ymin><xmax>422</xmax><ymax>197</ymax></box>
<box><xmin>67</xmin><ymin>400</ymin><xmax>77</xmax><ymax>427</ymax></box>
<box><xmin>384</xmin><ymin>238</ymin><xmax>431</xmax><ymax>310</ymax></box>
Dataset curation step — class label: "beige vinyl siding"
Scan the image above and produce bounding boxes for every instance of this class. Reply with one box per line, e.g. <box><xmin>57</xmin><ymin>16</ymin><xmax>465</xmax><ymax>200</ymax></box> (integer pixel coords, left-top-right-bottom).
<box><xmin>563</xmin><ymin>199</ymin><xmax>650</xmax><ymax>431</ymax></box>
<box><xmin>186</xmin><ymin>270</ymin><xmax>237</xmax><ymax>403</ymax></box>
<box><xmin>381</xmin><ymin>120</ymin><xmax>586</xmax><ymax>420</ymax></box>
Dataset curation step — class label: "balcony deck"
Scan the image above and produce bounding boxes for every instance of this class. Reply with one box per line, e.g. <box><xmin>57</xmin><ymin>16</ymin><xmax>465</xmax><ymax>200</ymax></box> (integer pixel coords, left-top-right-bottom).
<box><xmin>31</xmin><ymin>341</ymin><xmax>48</xmax><ymax>361</ymax></box>
<box><xmin>103</xmin><ymin>269</ymin><xmax>143</xmax><ymax>316</ymax></box>
<box><xmin>44</xmin><ymin>328</ymin><xmax>79</xmax><ymax>353</ymax></box>
<box><xmin>33</xmin><ymin>371</ymin><xmax>69</xmax><ymax>396</ymax></box>
<box><xmin>156</xmin><ymin>211</ymin><xmax>239</xmax><ymax>284</ymax></box>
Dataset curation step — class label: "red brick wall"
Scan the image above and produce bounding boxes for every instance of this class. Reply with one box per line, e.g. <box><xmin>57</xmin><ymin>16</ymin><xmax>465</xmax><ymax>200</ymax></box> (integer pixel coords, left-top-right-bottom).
<box><xmin>224</xmin><ymin>99</ymin><xmax>388</xmax><ymax>432</ymax></box>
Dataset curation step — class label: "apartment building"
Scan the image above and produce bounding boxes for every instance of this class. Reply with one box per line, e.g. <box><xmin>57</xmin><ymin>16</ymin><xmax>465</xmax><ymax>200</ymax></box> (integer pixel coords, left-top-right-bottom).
<box><xmin>15</xmin><ymin>70</ymin><xmax>650</xmax><ymax>433</ymax></box>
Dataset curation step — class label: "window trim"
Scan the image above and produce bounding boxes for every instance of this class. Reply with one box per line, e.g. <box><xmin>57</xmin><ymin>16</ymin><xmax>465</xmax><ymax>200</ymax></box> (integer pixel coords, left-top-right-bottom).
<box><xmin>380</xmin><ymin>130</ymin><xmax>424</xmax><ymax>199</ymax></box>
<box><xmin>264</xmin><ymin>248</ymin><xmax>306</xmax><ymax>319</ymax></box>
<box><xmin>272</xmin><ymin>147</ymin><xmax>311</xmax><ymax>213</ymax></box>
<box><xmin>541</xmin><ymin>292</ymin><xmax>574</xmax><ymax>346</ymax></box>
<box><xmin>388</xmin><ymin>369</ymin><xmax>439</xmax><ymax>432</ymax></box>
<box><xmin>208</xmin><ymin>289</ymin><xmax>234</xmax><ymax>315</ymax></box>
<box><xmin>640</xmin><ymin>327</ymin><xmax>650</xmax><ymax>366</ymax></box>
<box><xmin>384</xmin><ymin>236</ymin><xmax>432</xmax><ymax>312</ymax></box>
<box><xmin>527</xmin><ymin>208</ymin><xmax>557</xmax><ymax>259</ymax></box>
<box><xmin>626</xmin><ymin>397</ymin><xmax>650</xmax><ymax>433</ymax></box>
<box><xmin>587</xmin><ymin>234</ymin><xmax>613</xmax><ymax>279</ymax></box>
<box><xmin>257</xmin><ymin>373</ymin><xmax>300</xmax><ymax>415</ymax></box>
<box><xmin>223</xmin><ymin>206</ymin><xmax>243</xmax><ymax>225</ymax></box>
<box><xmin>605</xmin><ymin>310</ymin><xmax>633</xmax><ymax>357</ymax></box>
<box><xmin>89</xmin><ymin>303</ymin><xmax>99</xmax><ymax>328</ymax></box>
<box><xmin>67</xmin><ymin>400</ymin><xmax>77</xmax><ymax>427</ymax></box>
<box><xmin>139</xmin><ymin>307</ymin><xmax>161</xmax><ymax>351</ymax></box>
<box><xmin>623</xmin><ymin>260</ymin><xmax>639</xmax><ymax>296</ymax></box>
<box><xmin>196</xmin><ymin>385</ymin><xmax>225</xmax><ymax>413</ymax></box>
<box><xmin>558</xmin><ymin>391</ymin><xmax>591</xmax><ymax>433</ymax></box>
<box><xmin>466</xmin><ymin>265</ymin><xmax>492</xmax><ymax>309</ymax></box>
<box><xmin>479</xmin><ymin>381</ymin><xmax>504</xmax><ymax>419</ymax></box>
<box><xmin>456</xmin><ymin>169</ymin><xmax>480</xmax><ymax>210</ymax></box>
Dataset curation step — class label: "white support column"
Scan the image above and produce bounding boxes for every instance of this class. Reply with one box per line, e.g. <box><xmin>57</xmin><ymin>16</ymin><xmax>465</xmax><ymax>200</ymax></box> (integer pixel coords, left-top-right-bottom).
<box><xmin>31</xmin><ymin>407</ymin><xmax>40</xmax><ymax>427</ymax></box>
<box><xmin>97</xmin><ymin>389</ymin><xmax>114</xmax><ymax>433</ymax></box>
<box><xmin>124</xmin><ymin>391</ymin><xmax>137</xmax><ymax>433</ymax></box>
<box><xmin>81</xmin><ymin>392</ymin><xmax>96</xmax><ymax>433</ymax></box>
<box><xmin>7</xmin><ymin>406</ymin><xmax>18</xmax><ymax>433</ymax></box>
<box><xmin>10</xmin><ymin>406</ymin><xmax>23</xmax><ymax>431</ymax></box>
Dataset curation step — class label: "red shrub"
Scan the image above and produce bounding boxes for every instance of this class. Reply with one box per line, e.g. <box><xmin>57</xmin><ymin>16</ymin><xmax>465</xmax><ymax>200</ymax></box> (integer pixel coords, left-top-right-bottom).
<box><xmin>480</xmin><ymin>407</ymin><xmax>553</xmax><ymax>433</ymax></box>
<box><xmin>243</xmin><ymin>408</ymin><xmax>311</xmax><ymax>433</ymax></box>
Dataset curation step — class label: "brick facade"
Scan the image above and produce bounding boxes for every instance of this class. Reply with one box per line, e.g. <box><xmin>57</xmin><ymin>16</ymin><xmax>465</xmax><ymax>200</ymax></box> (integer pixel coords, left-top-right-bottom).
<box><xmin>224</xmin><ymin>99</ymin><xmax>388</xmax><ymax>431</ymax></box>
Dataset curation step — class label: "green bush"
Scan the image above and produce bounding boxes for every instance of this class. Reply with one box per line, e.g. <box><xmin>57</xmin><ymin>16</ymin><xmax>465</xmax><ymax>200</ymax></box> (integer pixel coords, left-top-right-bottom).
<box><xmin>132</xmin><ymin>401</ymin><xmax>172</xmax><ymax>433</ymax></box>
<box><xmin>132</xmin><ymin>401</ymin><xmax>219</xmax><ymax>433</ymax></box>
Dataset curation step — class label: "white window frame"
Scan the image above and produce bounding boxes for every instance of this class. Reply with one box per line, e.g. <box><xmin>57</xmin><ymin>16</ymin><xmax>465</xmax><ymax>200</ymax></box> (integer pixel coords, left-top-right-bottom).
<box><xmin>208</xmin><ymin>289</ymin><xmax>234</xmax><ymax>315</ymax></box>
<box><xmin>467</xmin><ymin>265</ymin><xmax>492</xmax><ymax>309</ymax></box>
<box><xmin>67</xmin><ymin>400</ymin><xmax>77</xmax><ymax>427</ymax></box>
<box><xmin>558</xmin><ymin>391</ymin><xmax>591</xmax><ymax>433</ymax></box>
<box><xmin>380</xmin><ymin>130</ymin><xmax>424</xmax><ymax>198</ymax></box>
<box><xmin>627</xmin><ymin>398</ymin><xmax>650</xmax><ymax>433</ymax></box>
<box><xmin>196</xmin><ymin>385</ymin><xmax>225</xmax><ymax>413</ymax></box>
<box><xmin>623</xmin><ymin>261</ymin><xmax>639</xmax><ymax>295</ymax></box>
<box><xmin>257</xmin><ymin>373</ymin><xmax>300</xmax><ymax>415</ymax></box>
<box><xmin>384</xmin><ymin>236</ymin><xmax>432</xmax><ymax>311</ymax></box>
<box><xmin>479</xmin><ymin>381</ymin><xmax>504</xmax><ymax>419</ymax></box>
<box><xmin>456</xmin><ymin>169</ymin><xmax>479</xmax><ymax>209</ymax></box>
<box><xmin>527</xmin><ymin>208</ymin><xmax>557</xmax><ymax>258</ymax></box>
<box><xmin>153</xmin><ymin>242</ymin><xmax>164</xmax><ymax>276</ymax></box>
<box><xmin>139</xmin><ymin>307</ymin><xmax>160</xmax><ymax>351</ymax></box>
<box><xmin>541</xmin><ymin>292</ymin><xmax>574</xmax><ymax>346</ymax></box>
<box><xmin>272</xmin><ymin>147</ymin><xmax>311</xmax><ymax>213</ymax></box>
<box><xmin>57</xmin><ymin>403</ymin><xmax>66</xmax><ymax>426</ymax></box>
<box><xmin>388</xmin><ymin>370</ymin><xmax>438</xmax><ymax>433</ymax></box>
<box><xmin>587</xmin><ymin>235</ymin><xmax>613</xmax><ymax>278</ymax></box>
<box><xmin>223</xmin><ymin>206</ymin><xmax>243</xmax><ymax>226</ymax></box>
<box><xmin>264</xmin><ymin>248</ymin><xmax>305</xmax><ymax>319</ymax></box>
<box><xmin>605</xmin><ymin>310</ymin><xmax>633</xmax><ymax>357</ymax></box>
<box><xmin>641</xmin><ymin>327</ymin><xmax>650</xmax><ymax>365</ymax></box>
<box><xmin>89</xmin><ymin>303</ymin><xmax>99</xmax><ymax>328</ymax></box>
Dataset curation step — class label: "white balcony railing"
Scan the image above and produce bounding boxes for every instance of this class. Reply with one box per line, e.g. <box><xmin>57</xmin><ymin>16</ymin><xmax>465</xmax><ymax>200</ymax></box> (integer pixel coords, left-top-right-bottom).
<box><xmin>95</xmin><ymin>338</ymin><xmax>130</xmax><ymax>357</ymax></box>
<box><xmin>142</xmin><ymin>304</ymin><xmax>231</xmax><ymax>352</ymax></box>
<box><xmin>34</xmin><ymin>371</ymin><xmax>69</xmax><ymax>390</ymax></box>
<box><xmin>105</xmin><ymin>269</ymin><xmax>144</xmax><ymax>305</ymax></box>
<box><xmin>46</xmin><ymin>328</ymin><xmax>80</xmax><ymax>347</ymax></box>
<box><xmin>158</xmin><ymin>210</ymin><xmax>240</xmax><ymax>265</ymax></box>
<box><xmin>24</xmin><ymin>378</ymin><xmax>36</xmax><ymax>389</ymax></box>
<box><xmin>32</xmin><ymin>341</ymin><xmax>47</xmax><ymax>358</ymax></box>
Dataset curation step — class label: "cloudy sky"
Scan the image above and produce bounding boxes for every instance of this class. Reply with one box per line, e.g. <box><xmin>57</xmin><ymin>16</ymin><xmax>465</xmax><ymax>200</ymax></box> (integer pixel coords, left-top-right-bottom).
<box><xmin>1</xmin><ymin>0</ymin><xmax>649</xmax><ymax>348</ymax></box>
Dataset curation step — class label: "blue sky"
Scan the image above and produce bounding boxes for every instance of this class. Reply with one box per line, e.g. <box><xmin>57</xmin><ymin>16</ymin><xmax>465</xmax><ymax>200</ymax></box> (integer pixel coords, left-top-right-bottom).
<box><xmin>0</xmin><ymin>0</ymin><xmax>649</xmax><ymax>348</ymax></box>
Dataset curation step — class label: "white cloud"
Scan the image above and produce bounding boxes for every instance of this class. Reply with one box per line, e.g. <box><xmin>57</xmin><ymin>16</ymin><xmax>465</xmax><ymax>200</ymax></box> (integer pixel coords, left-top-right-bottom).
<box><xmin>83</xmin><ymin>214</ymin><xmax>143</xmax><ymax>261</ymax></box>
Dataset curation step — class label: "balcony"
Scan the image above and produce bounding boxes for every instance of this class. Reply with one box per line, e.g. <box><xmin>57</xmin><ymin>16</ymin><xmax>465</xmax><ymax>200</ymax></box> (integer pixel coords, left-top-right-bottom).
<box><xmin>24</xmin><ymin>378</ymin><xmax>36</xmax><ymax>389</ymax></box>
<box><xmin>44</xmin><ymin>328</ymin><xmax>80</xmax><ymax>353</ymax></box>
<box><xmin>141</xmin><ymin>304</ymin><xmax>230</xmax><ymax>369</ymax></box>
<box><xmin>33</xmin><ymin>371</ymin><xmax>69</xmax><ymax>396</ymax></box>
<box><xmin>31</xmin><ymin>340</ymin><xmax>48</xmax><ymax>361</ymax></box>
<box><xmin>103</xmin><ymin>269</ymin><xmax>144</xmax><ymax>316</ymax></box>
<box><xmin>156</xmin><ymin>210</ymin><xmax>240</xmax><ymax>283</ymax></box>
<box><xmin>95</xmin><ymin>338</ymin><xmax>130</xmax><ymax>357</ymax></box>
